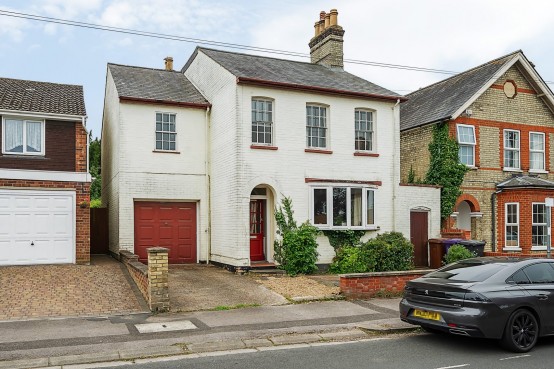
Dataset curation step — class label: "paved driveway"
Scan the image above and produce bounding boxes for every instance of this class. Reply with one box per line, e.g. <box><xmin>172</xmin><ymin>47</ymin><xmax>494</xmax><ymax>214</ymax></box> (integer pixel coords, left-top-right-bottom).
<box><xmin>169</xmin><ymin>264</ymin><xmax>288</xmax><ymax>312</ymax></box>
<box><xmin>0</xmin><ymin>255</ymin><xmax>146</xmax><ymax>321</ymax></box>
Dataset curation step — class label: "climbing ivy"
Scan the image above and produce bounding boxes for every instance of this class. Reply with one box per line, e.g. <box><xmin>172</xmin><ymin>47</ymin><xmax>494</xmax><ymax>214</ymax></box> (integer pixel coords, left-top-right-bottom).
<box><xmin>425</xmin><ymin>123</ymin><xmax>468</xmax><ymax>221</ymax></box>
<box><xmin>323</xmin><ymin>230</ymin><xmax>366</xmax><ymax>250</ymax></box>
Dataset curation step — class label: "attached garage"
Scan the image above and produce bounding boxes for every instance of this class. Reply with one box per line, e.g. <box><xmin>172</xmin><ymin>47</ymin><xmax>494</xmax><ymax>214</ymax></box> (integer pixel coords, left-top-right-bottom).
<box><xmin>134</xmin><ymin>202</ymin><xmax>197</xmax><ymax>264</ymax></box>
<box><xmin>0</xmin><ymin>189</ymin><xmax>75</xmax><ymax>266</ymax></box>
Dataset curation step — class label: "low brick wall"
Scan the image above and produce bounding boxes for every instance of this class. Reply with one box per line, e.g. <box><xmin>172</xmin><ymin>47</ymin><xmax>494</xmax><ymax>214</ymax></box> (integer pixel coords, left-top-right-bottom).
<box><xmin>340</xmin><ymin>270</ymin><xmax>433</xmax><ymax>299</ymax></box>
<box><xmin>484</xmin><ymin>251</ymin><xmax>548</xmax><ymax>258</ymax></box>
<box><xmin>120</xmin><ymin>248</ymin><xmax>169</xmax><ymax>312</ymax></box>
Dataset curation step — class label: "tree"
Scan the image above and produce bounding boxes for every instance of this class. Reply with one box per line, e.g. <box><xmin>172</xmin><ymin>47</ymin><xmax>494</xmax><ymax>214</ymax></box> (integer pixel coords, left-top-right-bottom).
<box><xmin>89</xmin><ymin>131</ymin><xmax>102</xmax><ymax>201</ymax></box>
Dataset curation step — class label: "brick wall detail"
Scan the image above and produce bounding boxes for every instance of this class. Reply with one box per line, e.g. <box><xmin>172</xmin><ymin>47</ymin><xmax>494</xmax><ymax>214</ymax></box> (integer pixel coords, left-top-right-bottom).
<box><xmin>340</xmin><ymin>270</ymin><xmax>433</xmax><ymax>299</ymax></box>
<box><xmin>120</xmin><ymin>251</ymin><xmax>149</xmax><ymax>302</ymax></box>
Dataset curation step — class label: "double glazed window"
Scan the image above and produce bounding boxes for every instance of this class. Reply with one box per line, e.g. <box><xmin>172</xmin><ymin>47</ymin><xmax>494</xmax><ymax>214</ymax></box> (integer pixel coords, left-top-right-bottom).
<box><xmin>311</xmin><ymin>186</ymin><xmax>375</xmax><ymax>229</ymax></box>
<box><xmin>252</xmin><ymin>99</ymin><xmax>273</xmax><ymax>145</ymax></box>
<box><xmin>355</xmin><ymin>109</ymin><xmax>374</xmax><ymax>151</ymax></box>
<box><xmin>155</xmin><ymin>113</ymin><xmax>176</xmax><ymax>151</ymax></box>
<box><xmin>505</xmin><ymin>203</ymin><xmax>519</xmax><ymax>248</ymax></box>
<box><xmin>532</xmin><ymin>203</ymin><xmax>548</xmax><ymax>247</ymax></box>
<box><xmin>456</xmin><ymin>124</ymin><xmax>476</xmax><ymax>166</ymax></box>
<box><xmin>530</xmin><ymin>132</ymin><xmax>545</xmax><ymax>171</ymax></box>
<box><xmin>2</xmin><ymin>118</ymin><xmax>44</xmax><ymax>155</ymax></box>
<box><xmin>504</xmin><ymin>130</ymin><xmax>520</xmax><ymax>169</ymax></box>
<box><xmin>306</xmin><ymin>105</ymin><xmax>327</xmax><ymax>148</ymax></box>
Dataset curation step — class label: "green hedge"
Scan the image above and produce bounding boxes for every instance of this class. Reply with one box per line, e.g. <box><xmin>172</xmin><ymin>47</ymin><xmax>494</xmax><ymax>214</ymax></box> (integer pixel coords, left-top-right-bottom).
<box><xmin>443</xmin><ymin>244</ymin><xmax>476</xmax><ymax>265</ymax></box>
<box><xmin>329</xmin><ymin>232</ymin><xmax>414</xmax><ymax>273</ymax></box>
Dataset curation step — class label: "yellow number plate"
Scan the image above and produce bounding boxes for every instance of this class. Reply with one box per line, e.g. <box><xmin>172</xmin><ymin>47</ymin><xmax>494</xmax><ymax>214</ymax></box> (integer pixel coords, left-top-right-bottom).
<box><xmin>413</xmin><ymin>309</ymin><xmax>441</xmax><ymax>321</ymax></box>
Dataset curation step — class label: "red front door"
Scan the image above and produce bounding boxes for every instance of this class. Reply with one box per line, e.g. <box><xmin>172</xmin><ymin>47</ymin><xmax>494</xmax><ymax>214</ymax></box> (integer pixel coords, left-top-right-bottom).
<box><xmin>250</xmin><ymin>199</ymin><xmax>265</xmax><ymax>261</ymax></box>
<box><xmin>134</xmin><ymin>202</ymin><xmax>197</xmax><ymax>264</ymax></box>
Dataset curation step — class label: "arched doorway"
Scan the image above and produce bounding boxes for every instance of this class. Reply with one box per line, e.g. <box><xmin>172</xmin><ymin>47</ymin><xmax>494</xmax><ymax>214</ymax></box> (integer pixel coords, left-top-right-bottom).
<box><xmin>249</xmin><ymin>185</ymin><xmax>276</xmax><ymax>263</ymax></box>
<box><xmin>457</xmin><ymin>201</ymin><xmax>472</xmax><ymax>231</ymax></box>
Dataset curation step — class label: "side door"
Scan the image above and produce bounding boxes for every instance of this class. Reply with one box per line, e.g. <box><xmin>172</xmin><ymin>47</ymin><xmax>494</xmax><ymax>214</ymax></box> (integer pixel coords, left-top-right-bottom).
<box><xmin>521</xmin><ymin>262</ymin><xmax>554</xmax><ymax>334</ymax></box>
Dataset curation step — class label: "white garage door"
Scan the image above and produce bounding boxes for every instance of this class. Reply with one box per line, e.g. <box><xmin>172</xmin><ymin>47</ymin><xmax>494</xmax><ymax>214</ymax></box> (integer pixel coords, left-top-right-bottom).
<box><xmin>0</xmin><ymin>190</ymin><xmax>75</xmax><ymax>266</ymax></box>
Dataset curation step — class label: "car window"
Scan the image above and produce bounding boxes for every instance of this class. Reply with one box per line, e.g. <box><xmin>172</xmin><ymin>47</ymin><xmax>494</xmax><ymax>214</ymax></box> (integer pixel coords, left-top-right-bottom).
<box><xmin>427</xmin><ymin>262</ymin><xmax>505</xmax><ymax>282</ymax></box>
<box><xmin>522</xmin><ymin>263</ymin><xmax>554</xmax><ymax>284</ymax></box>
<box><xmin>508</xmin><ymin>269</ymin><xmax>531</xmax><ymax>284</ymax></box>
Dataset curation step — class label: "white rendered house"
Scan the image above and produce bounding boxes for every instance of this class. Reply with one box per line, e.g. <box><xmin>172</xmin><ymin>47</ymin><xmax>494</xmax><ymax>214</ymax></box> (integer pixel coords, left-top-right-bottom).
<box><xmin>102</xmin><ymin>10</ymin><xmax>440</xmax><ymax>268</ymax></box>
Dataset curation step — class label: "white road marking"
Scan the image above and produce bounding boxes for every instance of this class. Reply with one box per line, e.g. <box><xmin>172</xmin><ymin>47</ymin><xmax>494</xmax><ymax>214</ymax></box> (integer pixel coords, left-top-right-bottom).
<box><xmin>499</xmin><ymin>354</ymin><xmax>531</xmax><ymax>361</ymax></box>
<box><xmin>435</xmin><ymin>364</ymin><xmax>470</xmax><ymax>369</ymax></box>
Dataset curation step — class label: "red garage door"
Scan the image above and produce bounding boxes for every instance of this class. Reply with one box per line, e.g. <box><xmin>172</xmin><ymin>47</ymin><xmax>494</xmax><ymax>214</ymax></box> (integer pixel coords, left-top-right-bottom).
<box><xmin>134</xmin><ymin>202</ymin><xmax>197</xmax><ymax>264</ymax></box>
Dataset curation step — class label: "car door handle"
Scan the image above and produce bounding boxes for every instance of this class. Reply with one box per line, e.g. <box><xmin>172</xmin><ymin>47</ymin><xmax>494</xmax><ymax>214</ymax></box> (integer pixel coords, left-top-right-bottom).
<box><xmin>537</xmin><ymin>294</ymin><xmax>549</xmax><ymax>300</ymax></box>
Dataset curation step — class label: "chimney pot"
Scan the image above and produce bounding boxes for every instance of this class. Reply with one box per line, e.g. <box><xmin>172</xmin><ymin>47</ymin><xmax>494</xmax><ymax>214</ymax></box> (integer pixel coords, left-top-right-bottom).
<box><xmin>164</xmin><ymin>56</ymin><xmax>174</xmax><ymax>71</ymax></box>
<box><xmin>319</xmin><ymin>11</ymin><xmax>326</xmax><ymax>21</ymax></box>
<box><xmin>324</xmin><ymin>13</ymin><xmax>330</xmax><ymax>29</ymax></box>
<box><xmin>314</xmin><ymin>21</ymin><xmax>320</xmax><ymax>37</ymax></box>
<box><xmin>330</xmin><ymin>9</ymin><xmax>338</xmax><ymax>26</ymax></box>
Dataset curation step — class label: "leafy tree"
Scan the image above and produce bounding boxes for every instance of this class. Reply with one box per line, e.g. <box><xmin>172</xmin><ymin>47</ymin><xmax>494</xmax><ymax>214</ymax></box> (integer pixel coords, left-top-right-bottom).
<box><xmin>89</xmin><ymin>132</ymin><xmax>102</xmax><ymax>201</ymax></box>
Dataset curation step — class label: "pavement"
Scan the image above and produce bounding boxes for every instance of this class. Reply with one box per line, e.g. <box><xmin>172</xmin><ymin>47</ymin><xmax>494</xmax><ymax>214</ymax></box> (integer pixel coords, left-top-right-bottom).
<box><xmin>0</xmin><ymin>298</ymin><xmax>416</xmax><ymax>369</ymax></box>
<box><xmin>0</xmin><ymin>256</ymin><xmax>146</xmax><ymax>321</ymax></box>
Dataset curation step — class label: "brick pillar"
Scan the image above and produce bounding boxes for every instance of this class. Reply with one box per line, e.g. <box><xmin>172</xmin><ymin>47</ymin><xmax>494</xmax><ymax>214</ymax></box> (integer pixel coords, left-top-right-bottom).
<box><xmin>147</xmin><ymin>247</ymin><xmax>170</xmax><ymax>312</ymax></box>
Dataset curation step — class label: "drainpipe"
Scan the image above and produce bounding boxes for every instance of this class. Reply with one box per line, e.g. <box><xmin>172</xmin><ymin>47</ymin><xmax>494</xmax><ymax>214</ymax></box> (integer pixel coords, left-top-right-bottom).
<box><xmin>491</xmin><ymin>189</ymin><xmax>501</xmax><ymax>252</ymax></box>
<box><xmin>392</xmin><ymin>99</ymin><xmax>401</xmax><ymax>231</ymax></box>
<box><xmin>82</xmin><ymin>116</ymin><xmax>90</xmax><ymax>180</ymax></box>
<box><xmin>205</xmin><ymin>107</ymin><xmax>212</xmax><ymax>264</ymax></box>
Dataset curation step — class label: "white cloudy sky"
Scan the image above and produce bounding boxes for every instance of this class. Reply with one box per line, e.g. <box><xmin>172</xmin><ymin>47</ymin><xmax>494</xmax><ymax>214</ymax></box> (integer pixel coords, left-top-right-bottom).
<box><xmin>1</xmin><ymin>0</ymin><xmax>554</xmax><ymax>138</ymax></box>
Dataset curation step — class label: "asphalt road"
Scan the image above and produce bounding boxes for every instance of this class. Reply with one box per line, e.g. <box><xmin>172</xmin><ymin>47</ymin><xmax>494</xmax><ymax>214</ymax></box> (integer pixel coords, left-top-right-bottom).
<box><xmin>103</xmin><ymin>332</ymin><xmax>554</xmax><ymax>369</ymax></box>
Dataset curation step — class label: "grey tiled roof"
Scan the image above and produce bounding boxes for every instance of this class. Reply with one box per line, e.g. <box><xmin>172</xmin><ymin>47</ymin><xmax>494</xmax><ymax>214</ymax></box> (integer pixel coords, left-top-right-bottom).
<box><xmin>400</xmin><ymin>51</ymin><xmax>521</xmax><ymax>131</ymax></box>
<box><xmin>108</xmin><ymin>64</ymin><xmax>209</xmax><ymax>106</ymax></box>
<box><xmin>0</xmin><ymin>77</ymin><xmax>86</xmax><ymax>116</ymax></box>
<box><xmin>184</xmin><ymin>47</ymin><xmax>402</xmax><ymax>100</ymax></box>
<box><xmin>497</xmin><ymin>175</ymin><xmax>554</xmax><ymax>189</ymax></box>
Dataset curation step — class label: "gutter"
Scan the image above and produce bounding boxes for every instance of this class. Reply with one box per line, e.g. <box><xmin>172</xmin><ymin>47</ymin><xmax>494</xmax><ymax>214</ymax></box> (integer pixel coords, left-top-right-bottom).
<box><xmin>236</xmin><ymin>77</ymin><xmax>408</xmax><ymax>103</ymax></box>
<box><xmin>1</xmin><ymin>109</ymin><xmax>86</xmax><ymax>122</ymax></box>
<box><xmin>119</xmin><ymin>96</ymin><xmax>211</xmax><ymax>110</ymax></box>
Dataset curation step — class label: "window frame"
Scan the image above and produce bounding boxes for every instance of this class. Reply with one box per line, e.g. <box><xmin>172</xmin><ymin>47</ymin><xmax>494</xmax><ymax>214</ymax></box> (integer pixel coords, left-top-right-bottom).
<box><xmin>504</xmin><ymin>202</ymin><xmax>520</xmax><ymax>250</ymax></box>
<box><xmin>154</xmin><ymin>112</ymin><xmax>177</xmax><ymax>152</ymax></box>
<box><xmin>309</xmin><ymin>185</ymin><xmax>376</xmax><ymax>230</ymax></box>
<box><xmin>532</xmin><ymin>202</ymin><xmax>549</xmax><ymax>250</ymax></box>
<box><xmin>456</xmin><ymin>124</ymin><xmax>476</xmax><ymax>167</ymax></box>
<box><xmin>354</xmin><ymin>108</ymin><xmax>375</xmax><ymax>152</ymax></box>
<box><xmin>306</xmin><ymin>104</ymin><xmax>329</xmax><ymax>149</ymax></box>
<box><xmin>1</xmin><ymin>117</ymin><xmax>46</xmax><ymax>156</ymax></box>
<box><xmin>529</xmin><ymin>131</ymin><xmax>546</xmax><ymax>172</ymax></box>
<box><xmin>503</xmin><ymin>129</ymin><xmax>521</xmax><ymax>170</ymax></box>
<box><xmin>251</xmin><ymin>97</ymin><xmax>274</xmax><ymax>146</ymax></box>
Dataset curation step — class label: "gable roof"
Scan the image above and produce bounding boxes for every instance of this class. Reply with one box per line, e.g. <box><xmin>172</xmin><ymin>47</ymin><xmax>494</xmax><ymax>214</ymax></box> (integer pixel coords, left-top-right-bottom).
<box><xmin>400</xmin><ymin>50</ymin><xmax>554</xmax><ymax>131</ymax></box>
<box><xmin>497</xmin><ymin>175</ymin><xmax>554</xmax><ymax>189</ymax></box>
<box><xmin>183</xmin><ymin>47</ymin><xmax>405</xmax><ymax>102</ymax></box>
<box><xmin>0</xmin><ymin>77</ymin><xmax>86</xmax><ymax>117</ymax></box>
<box><xmin>108</xmin><ymin>63</ymin><xmax>209</xmax><ymax>108</ymax></box>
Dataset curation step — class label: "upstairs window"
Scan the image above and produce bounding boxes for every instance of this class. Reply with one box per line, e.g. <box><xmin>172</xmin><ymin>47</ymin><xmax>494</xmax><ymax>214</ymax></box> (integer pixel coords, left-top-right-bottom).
<box><xmin>355</xmin><ymin>109</ymin><xmax>374</xmax><ymax>151</ymax></box>
<box><xmin>530</xmin><ymin>132</ymin><xmax>545</xmax><ymax>171</ymax></box>
<box><xmin>306</xmin><ymin>105</ymin><xmax>327</xmax><ymax>149</ymax></box>
<box><xmin>155</xmin><ymin>112</ymin><xmax>176</xmax><ymax>151</ymax></box>
<box><xmin>456</xmin><ymin>124</ymin><xmax>475</xmax><ymax>166</ymax></box>
<box><xmin>311</xmin><ymin>186</ymin><xmax>375</xmax><ymax>229</ymax></box>
<box><xmin>252</xmin><ymin>99</ymin><xmax>273</xmax><ymax>145</ymax></box>
<box><xmin>504</xmin><ymin>130</ymin><xmax>520</xmax><ymax>169</ymax></box>
<box><xmin>2</xmin><ymin>118</ymin><xmax>44</xmax><ymax>156</ymax></box>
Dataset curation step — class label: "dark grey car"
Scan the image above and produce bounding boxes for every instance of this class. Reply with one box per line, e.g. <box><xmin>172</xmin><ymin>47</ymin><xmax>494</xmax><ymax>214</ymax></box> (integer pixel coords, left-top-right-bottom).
<box><xmin>399</xmin><ymin>257</ymin><xmax>554</xmax><ymax>352</ymax></box>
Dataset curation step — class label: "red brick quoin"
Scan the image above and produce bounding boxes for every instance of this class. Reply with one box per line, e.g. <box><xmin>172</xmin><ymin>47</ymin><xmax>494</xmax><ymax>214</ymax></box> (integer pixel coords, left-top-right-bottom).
<box><xmin>0</xmin><ymin>179</ymin><xmax>90</xmax><ymax>264</ymax></box>
<box><xmin>340</xmin><ymin>270</ymin><xmax>432</xmax><ymax>299</ymax></box>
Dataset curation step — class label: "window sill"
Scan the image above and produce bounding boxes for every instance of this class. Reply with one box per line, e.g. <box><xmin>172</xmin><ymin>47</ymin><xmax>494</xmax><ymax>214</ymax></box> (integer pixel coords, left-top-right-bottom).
<box><xmin>531</xmin><ymin>246</ymin><xmax>547</xmax><ymax>251</ymax></box>
<box><xmin>529</xmin><ymin>169</ymin><xmax>548</xmax><ymax>174</ymax></box>
<box><xmin>152</xmin><ymin>150</ymin><xmax>180</xmax><ymax>154</ymax></box>
<box><xmin>503</xmin><ymin>247</ymin><xmax>522</xmax><ymax>252</ymax></box>
<box><xmin>251</xmin><ymin>145</ymin><xmax>278</xmax><ymax>150</ymax></box>
<box><xmin>503</xmin><ymin>168</ymin><xmax>522</xmax><ymax>172</ymax></box>
<box><xmin>465</xmin><ymin>165</ymin><xmax>478</xmax><ymax>170</ymax></box>
<box><xmin>0</xmin><ymin>154</ymin><xmax>47</xmax><ymax>159</ymax></box>
<box><xmin>305</xmin><ymin>148</ymin><xmax>333</xmax><ymax>154</ymax></box>
<box><xmin>354</xmin><ymin>152</ymin><xmax>379</xmax><ymax>157</ymax></box>
<box><xmin>316</xmin><ymin>225</ymin><xmax>379</xmax><ymax>231</ymax></box>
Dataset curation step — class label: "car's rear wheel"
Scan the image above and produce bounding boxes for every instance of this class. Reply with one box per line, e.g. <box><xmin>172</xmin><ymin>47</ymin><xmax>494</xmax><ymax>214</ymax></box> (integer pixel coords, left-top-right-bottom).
<box><xmin>501</xmin><ymin>309</ymin><xmax>538</xmax><ymax>353</ymax></box>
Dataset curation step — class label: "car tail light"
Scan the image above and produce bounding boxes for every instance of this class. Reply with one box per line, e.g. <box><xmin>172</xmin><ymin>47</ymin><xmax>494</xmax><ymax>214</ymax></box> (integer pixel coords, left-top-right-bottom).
<box><xmin>464</xmin><ymin>292</ymin><xmax>491</xmax><ymax>302</ymax></box>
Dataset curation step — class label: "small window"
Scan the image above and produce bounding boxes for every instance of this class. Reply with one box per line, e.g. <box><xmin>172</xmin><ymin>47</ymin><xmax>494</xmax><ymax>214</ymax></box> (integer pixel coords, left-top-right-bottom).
<box><xmin>504</xmin><ymin>130</ymin><xmax>520</xmax><ymax>169</ymax></box>
<box><xmin>2</xmin><ymin>118</ymin><xmax>44</xmax><ymax>155</ymax></box>
<box><xmin>523</xmin><ymin>263</ymin><xmax>554</xmax><ymax>284</ymax></box>
<box><xmin>505</xmin><ymin>203</ymin><xmax>519</xmax><ymax>248</ymax></box>
<box><xmin>530</xmin><ymin>132</ymin><xmax>545</xmax><ymax>171</ymax></box>
<box><xmin>456</xmin><ymin>124</ymin><xmax>476</xmax><ymax>166</ymax></box>
<box><xmin>306</xmin><ymin>105</ymin><xmax>327</xmax><ymax>148</ymax></box>
<box><xmin>252</xmin><ymin>99</ymin><xmax>273</xmax><ymax>145</ymax></box>
<box><xmin>532</xmin><ymin>203</ymin><xmax>548</xmax><ymax>247</ymax></box>
<box><xmin>355</xmin><ymin>110</ymin><xmax>374</xmax><ymax>151</ymax></box>
<box><xmin>311</xmin><ymin>186</ymin><xmax>375</xmax><ymax>229</ymax></box>
<box><xmin>155</xmin><ymin>113</ymin><xmax>176</xmax><ymax>151</ymax></box>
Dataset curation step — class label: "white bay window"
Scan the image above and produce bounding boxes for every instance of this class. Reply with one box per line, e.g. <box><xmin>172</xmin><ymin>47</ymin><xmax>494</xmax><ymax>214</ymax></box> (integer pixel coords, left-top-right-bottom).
<box><xmin>311</xmin><ymin>186</ymin><xmax>376</xmax><ymax>229</ymax></box>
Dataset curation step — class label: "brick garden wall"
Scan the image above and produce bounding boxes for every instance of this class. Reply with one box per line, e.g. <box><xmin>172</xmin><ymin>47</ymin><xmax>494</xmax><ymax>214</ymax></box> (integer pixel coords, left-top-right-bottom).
<box><xmin>120</xmin><ymin>251</ymin><xmax>149</xmax><ymax>302</ymax></box>
<box><xmin>340</xmin><ymin>270</ymin><xmax>432</xmax><ymax>299</ymax></box>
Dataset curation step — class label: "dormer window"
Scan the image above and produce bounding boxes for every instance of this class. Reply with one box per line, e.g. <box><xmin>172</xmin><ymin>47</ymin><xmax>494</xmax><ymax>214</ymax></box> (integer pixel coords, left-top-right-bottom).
<box><xmin>1</xmin><ymin>118</ymin><xmax>45</xmax><ymax>156</ymax></box>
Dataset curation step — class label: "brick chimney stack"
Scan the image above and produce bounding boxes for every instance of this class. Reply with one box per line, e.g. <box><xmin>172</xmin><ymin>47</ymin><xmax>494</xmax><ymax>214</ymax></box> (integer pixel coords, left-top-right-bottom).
<box><xmin>309</xmin><ymin>9</ymin><xmax>344</xmax><ymax>69</ymax></box>
<box><xmin>164</xmin><ymin>56</ymin><xmax>174</xmax><ymax>71</ymax></box>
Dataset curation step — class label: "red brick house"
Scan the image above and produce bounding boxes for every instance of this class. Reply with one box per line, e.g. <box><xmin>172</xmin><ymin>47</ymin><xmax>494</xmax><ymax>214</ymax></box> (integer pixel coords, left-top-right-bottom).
<box><xmin>400</xmin><ymin>51</ymin><xmax>554</xmax><ymax>255</ymax></box>
<box><xmin>0</xmin><ymin>77</ymin><xmax>90</xmax><ymax>265</ymax></box>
